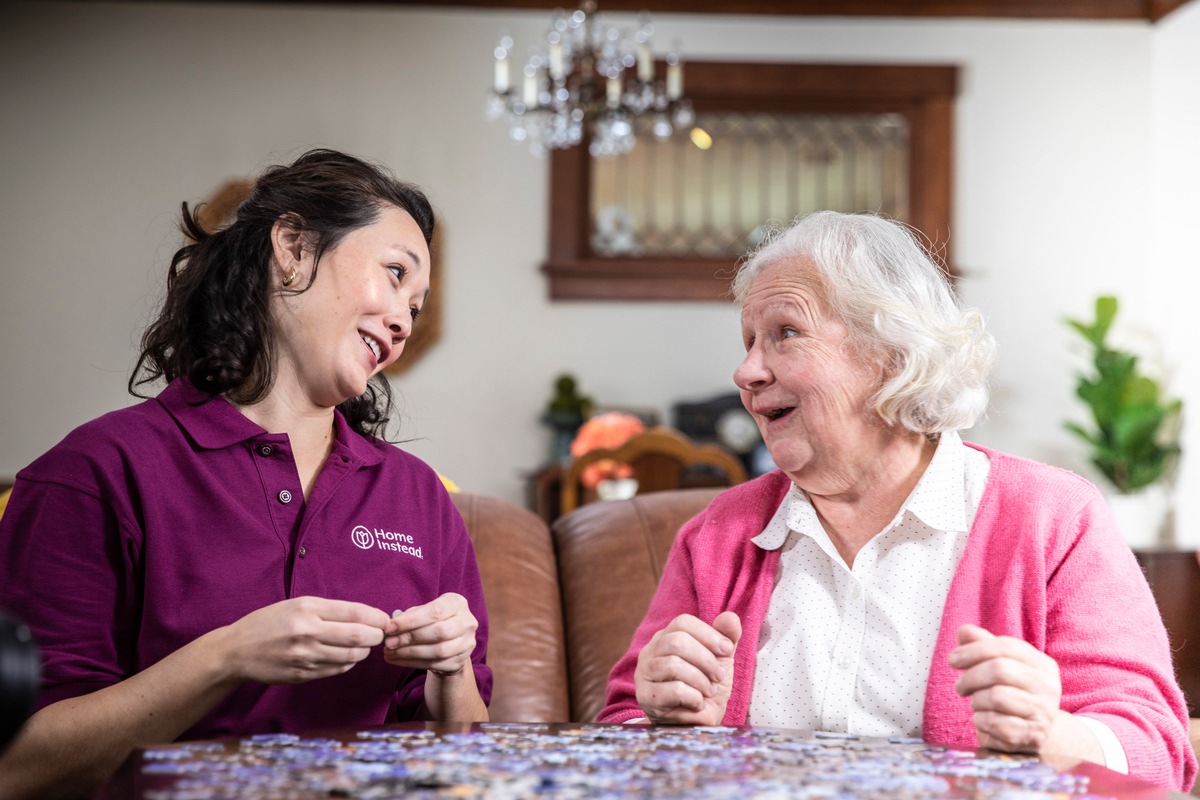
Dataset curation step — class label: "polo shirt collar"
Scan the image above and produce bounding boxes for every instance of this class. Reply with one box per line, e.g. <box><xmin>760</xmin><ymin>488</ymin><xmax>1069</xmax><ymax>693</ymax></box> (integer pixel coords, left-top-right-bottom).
<box><xmin>156</xmin><ymin>378</ymin><xmax>384</xmax><ymax>466</ymax></box>
<box><xmin>751</xmin><ymin>430</ymin><xmax>969</xmax><ymax>551</ymax></box>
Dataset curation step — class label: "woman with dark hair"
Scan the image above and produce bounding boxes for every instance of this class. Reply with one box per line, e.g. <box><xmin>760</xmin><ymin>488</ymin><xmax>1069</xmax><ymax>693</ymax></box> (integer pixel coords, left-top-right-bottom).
<box><xmin>0</xmin><ymin>149</ymin><xmax>490</xmax><ymax>798</ymax></box>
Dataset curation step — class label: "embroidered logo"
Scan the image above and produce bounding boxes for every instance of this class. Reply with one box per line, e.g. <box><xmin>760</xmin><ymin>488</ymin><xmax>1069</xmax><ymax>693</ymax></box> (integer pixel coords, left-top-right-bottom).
<box><xmin>351</xmin><ymin>526</ymin><xmax>374</xmax><ymax>550</ymax></box>
<box><xmin>350</xmin><ymin>525</ymin><xmax>423</xmax><ymax>559</ymax></box>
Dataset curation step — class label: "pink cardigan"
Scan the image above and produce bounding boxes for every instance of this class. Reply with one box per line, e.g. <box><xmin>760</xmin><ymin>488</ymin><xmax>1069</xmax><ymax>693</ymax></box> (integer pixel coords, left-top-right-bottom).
<box><xmin>598</xmin><ymin>444</ymin><xmax>1196</xmax><ymax>791</ymax></box>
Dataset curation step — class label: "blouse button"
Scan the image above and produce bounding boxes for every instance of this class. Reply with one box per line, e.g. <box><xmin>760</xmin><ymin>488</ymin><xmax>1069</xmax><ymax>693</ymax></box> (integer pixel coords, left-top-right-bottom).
<box><xmin>278</xmin><ymin>489</ymin><xmax>292</xmax><ymax>504</ymax></box>
<box><xmin>259</xmin><ymin>444</ymin><xmax>273</xmax><ymax>456</ymax></box>
<box><xmin>298</xmin><ymin>546</ymin><xmax>307</xmax><ymax>558</ymax></box>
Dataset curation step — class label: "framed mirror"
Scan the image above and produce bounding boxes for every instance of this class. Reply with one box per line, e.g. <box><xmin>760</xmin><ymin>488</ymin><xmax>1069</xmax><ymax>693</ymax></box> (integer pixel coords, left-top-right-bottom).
<box><xmin>543</xmin><ymin>61</ymin><xmax>958</xmax><ymax>301</ymax></box>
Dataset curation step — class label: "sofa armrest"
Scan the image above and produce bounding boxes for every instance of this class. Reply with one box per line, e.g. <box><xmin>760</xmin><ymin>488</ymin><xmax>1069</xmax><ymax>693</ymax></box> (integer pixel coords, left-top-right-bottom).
<box><xmin>452</xmin><ymin>492</ymin><xmax>569</xmax><ymax>722</ymax></box>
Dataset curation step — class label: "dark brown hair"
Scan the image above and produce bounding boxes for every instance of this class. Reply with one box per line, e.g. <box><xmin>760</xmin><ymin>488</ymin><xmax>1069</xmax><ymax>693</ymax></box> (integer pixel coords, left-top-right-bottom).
<box><xmin>130</xmin><ymin>149</ymin><xmax>435</xmax><ymax>437</ymax></box>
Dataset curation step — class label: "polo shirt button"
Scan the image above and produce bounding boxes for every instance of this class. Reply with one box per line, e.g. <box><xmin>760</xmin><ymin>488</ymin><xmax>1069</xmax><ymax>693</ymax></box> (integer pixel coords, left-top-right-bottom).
<box><xmin>298</xmin><ymin>546</ymin><xmax>307</xmax><ymax>558</ymax></box>
<box><xmin>259</xmin><ymin>445</ymin><xmax>273</xmax><ymax>456</ymax></box>
<box><xmin>278</xmin><ymin>489</ymin><xmax>292</xmax><ymax>504</ymax></box>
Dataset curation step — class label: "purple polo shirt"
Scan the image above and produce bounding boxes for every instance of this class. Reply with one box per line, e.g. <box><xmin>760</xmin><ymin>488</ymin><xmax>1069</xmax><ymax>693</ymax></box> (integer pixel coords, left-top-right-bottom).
<box><xmin>0</xmin><ymin>379</ymin><xmax>491</xmax><ymax>739</ymax></box>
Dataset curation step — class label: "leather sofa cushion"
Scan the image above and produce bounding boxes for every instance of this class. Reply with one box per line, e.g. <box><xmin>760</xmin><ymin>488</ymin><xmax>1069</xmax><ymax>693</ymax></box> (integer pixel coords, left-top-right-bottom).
<box><xmin>552</xmin><ymin>488</ymin><xmax>722</xmax><ymax>722</ymax></box>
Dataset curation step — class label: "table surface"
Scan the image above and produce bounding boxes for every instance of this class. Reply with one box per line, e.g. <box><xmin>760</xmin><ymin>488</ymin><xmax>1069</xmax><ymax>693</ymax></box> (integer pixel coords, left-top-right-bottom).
<box><xmin>124</xmin><ymin>721</ymin><xmax>1186</xmax><ymax>800</ymax></box>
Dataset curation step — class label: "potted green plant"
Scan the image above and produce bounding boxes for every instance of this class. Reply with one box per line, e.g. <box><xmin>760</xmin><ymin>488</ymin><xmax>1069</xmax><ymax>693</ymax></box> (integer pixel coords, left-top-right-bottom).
<box><xmin>1064</xmin><ymin>295</ymin><xmax>1182</xmax><ymax>546</ymax></box>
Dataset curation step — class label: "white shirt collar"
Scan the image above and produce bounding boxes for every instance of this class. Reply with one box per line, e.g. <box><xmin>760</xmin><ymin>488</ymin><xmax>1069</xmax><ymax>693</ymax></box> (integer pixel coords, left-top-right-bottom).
<box><xmin>751</xmin><ymin>431</ymin><xmax>970</xmax><ymax>552</ymax></box>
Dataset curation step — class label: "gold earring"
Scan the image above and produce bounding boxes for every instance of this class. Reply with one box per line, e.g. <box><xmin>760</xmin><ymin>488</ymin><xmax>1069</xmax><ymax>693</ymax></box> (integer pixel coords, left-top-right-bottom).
<box><xmin>282</xmin><ymin>266</ymin><xmax>299</xmax><ymax>287</ymax></box>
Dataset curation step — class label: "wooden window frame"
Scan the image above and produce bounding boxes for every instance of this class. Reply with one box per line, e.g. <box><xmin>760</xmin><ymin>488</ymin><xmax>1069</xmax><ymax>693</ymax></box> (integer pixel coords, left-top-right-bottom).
<box><xmin>543</xmin><ymin>61</ymin><xmax>959</xmax><ymax>301</ymax></box>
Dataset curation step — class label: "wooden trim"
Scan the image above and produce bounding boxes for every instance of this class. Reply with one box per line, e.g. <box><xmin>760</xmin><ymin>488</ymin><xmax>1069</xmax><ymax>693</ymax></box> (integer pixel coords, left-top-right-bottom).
<box><xmin>544</xmin><ymin>258</ymin><xmax>739</xmax><ymax>301</ymax></box>
<box><xmin>230</xmin><ymin>0</ymin><xmax>1192</xmax><ymax>22</ymax></box>
<box><xmin>547</xmin><ymin>145</ymin><xmax>591</xmax><ymax>266</ymax></box>
<box><xmin>684</xmin><ymin>63</ymin><xmax>958</xmax><ymax>104</ymax></box>
<box><xmin>132</xmin><ymin>0</ymin><xmax>1194</xmax><ymax>22</ymax></box>
<box><xmin>1147</xmin><ymin>0</ymin><xmax>1192</xmax><ymax>20</ymax></box>
<box><xmin>544</xmin><ymin>61</ymin><xmax>959</xmax><ymax>301</ymax></box>
<box><xmin>908</xmin><ymin>93</ymin><xmax>955</xmax><ymax>271</ymax></box>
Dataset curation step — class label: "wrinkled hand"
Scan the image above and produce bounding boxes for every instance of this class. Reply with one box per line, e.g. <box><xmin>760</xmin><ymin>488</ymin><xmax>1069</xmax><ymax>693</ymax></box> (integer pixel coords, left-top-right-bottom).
<box><xmin>384</xmin><ymin>593</ymin><xmax>478</xmax><ymax>677</ymax></box>
<box><xmin>950</xmin><ymin>624</ymin><xmax>1065</xmax><ymax>754</ymax></box>
<box><xmin>223</xmin><ymin>596</ymin><xmax>389</xmax><ymax>685</ymax></box>
<box><xmin>634</xmin><ymin>611</ymin><xmax>741</xmax><ymax>725</ymax></box>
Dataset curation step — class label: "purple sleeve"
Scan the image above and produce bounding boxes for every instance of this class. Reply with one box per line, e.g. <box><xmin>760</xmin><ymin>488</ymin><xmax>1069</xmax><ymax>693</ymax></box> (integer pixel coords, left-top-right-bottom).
<box><xmin>392</xmin><ymin>488</ymin><xmax>493</xmax><ymax>718</ymax></box>
<box><xmin>0</xmin><ymin>477</ymin><xmax>142</xmax><ymax>710</ymax></box>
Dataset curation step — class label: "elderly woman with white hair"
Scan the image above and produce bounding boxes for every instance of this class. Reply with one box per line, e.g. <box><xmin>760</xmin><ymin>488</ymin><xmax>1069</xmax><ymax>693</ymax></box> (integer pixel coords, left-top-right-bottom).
<box><xmin>598</xmin><ymin>211</ymin><xmax>1195</xmax><ymax>791</ymax></box>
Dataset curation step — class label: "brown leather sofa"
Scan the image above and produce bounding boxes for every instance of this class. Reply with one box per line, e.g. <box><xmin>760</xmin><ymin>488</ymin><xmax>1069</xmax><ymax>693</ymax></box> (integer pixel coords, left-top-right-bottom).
<box><xmin>452</xmin><ymin>487</ymin><xmax>720</xmax><ymax>723</ymax></box>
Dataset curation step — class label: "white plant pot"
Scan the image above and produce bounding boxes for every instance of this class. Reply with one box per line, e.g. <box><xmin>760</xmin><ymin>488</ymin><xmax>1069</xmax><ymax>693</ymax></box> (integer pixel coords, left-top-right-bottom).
<box><xmin>1104</xmin><ymin>484</ymin><xmax>1169</xmax><ymax>549</ymax></box>
<box><xmin>596</xmin><ymin>477</ymin><xmax>639</xmax><ymax>502</ymax></box>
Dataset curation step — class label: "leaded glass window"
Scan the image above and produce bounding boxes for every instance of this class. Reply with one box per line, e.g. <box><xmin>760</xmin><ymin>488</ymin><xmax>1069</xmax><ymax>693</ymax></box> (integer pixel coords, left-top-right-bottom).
<box><xmin>590</xmin><ymin>112</ymin><xmax>909</xmax><ymax>259</ymax></box>
<box><xmin>544</xmin><ymin>62</ymin><xmax>957</xmax><ymax>301</ymax></box>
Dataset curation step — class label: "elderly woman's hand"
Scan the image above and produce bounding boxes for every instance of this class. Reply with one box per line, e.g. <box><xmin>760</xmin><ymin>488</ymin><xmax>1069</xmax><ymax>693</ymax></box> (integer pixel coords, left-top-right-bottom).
<box><xmin>634</xmin><ymin>611</ymin><xmax>741</xmax><ymax>725</ymax></box>
<box><xmin>384</xmin><ymin>593</ymin><xmax>478</xmax><ymax>677</ymax></box>
<box><xmin>950</xmin><ymin>624</ymin><xmax>1068</xmax><ymax>755</ymax></box>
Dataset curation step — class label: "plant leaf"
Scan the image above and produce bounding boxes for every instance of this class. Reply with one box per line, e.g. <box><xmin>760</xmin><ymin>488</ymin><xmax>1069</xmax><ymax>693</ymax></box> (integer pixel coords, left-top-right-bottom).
<box><xmin>1092</xmin><ymin>296</ymin><xmax>1118</xmax><ymax>342</ymax></box>
<box><xmin>1061</xmin><ymin>294</ymin><xmax>1182</xmax><ymax>494</ymax></box>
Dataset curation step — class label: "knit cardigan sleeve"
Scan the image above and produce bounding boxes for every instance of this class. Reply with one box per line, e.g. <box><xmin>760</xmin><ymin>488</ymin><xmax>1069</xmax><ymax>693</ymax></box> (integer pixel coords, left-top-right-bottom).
<box><xmin>924</xmin><ymin>446</ymin><xmax>1196</xmax><ymax>791</ymax></box>
<box><xmin>596</xmin><ymin>474</ymin><xmax>787</xmax><ymax>724</ymax></box>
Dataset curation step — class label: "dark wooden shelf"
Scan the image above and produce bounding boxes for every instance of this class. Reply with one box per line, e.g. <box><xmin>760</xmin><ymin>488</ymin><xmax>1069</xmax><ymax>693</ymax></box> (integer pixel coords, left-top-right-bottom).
<box><xmin>1136</xmin><ymin>549</ymin><xmax>1200</xmax><ymax>717</ymax></box>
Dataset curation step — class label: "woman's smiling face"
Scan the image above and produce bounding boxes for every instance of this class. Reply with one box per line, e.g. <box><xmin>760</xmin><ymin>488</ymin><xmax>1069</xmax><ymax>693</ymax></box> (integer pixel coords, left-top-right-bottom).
<box><xmin>272</xmin><ymin>204</ymin><xmax>431</xmax><ymax>411</ymax></box>
<box><xmin>733</xmin><ymin>259</ymin><xmax>883</xmax><ymax>489</ymax></box>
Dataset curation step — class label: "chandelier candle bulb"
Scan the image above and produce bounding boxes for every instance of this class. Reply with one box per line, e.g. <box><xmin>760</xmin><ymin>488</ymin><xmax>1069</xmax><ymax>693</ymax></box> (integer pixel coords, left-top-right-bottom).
<box><xmin>666</xmin><ymin>57</ymin><xmax>682</xmax><ymax>100</ymax></box>
<box><xmin>493</xmin><ymin>34</ymin><xmax>512</xmax><ymax>93</ymax></box>
<box><xmin>548</xmin><ymin>36</ymin><xmax>565</xmax><ymax>81</ymax></box>
<box><xmin>494</xmin><ymin>56</ymin><xmax>509</xmax><ymax>94</ymax></box>
<box><xmin>523</xmin><ymin>69</ymin><xmax>538</xmax><ymax>107</ymax></box>
<box><xmin>606</xmin><ymin>75</ymin><xmax>622</xmax><ymax>108</ymax></box>
<box><xmin>637</xmin><ymin>41</ymin><xmax>653</xmax><ymax>83</ymax></box>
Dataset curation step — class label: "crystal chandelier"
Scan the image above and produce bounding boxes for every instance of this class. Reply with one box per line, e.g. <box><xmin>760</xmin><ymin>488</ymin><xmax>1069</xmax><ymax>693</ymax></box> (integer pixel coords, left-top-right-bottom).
<box><xmin>485</xmin><ymin>1</ymin><xmax>694</xmax><ymax>158</ymax></box>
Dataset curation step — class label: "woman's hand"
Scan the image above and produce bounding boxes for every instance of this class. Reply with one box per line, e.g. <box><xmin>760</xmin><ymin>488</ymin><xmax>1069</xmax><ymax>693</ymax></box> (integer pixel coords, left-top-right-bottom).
<box><xmin>0</xmin><ymin>596</ymin><xmax>392</xmax><ymax>800</ymax></box>
<box><xmin>634</xmin><ymin>611</ymin><xmax>741</xmax><ymax>725</ymax></box>
<box><xmin>220</xmin><ymin>596</ymin><xmax>389</xmax><ymax>685</ymax></box>
<box><xmin>950</xmin><ymin>624</ymin><xmax>1069</xmax><ymax>755</ymax></box>
<box><xmin>383</xmin><ymin>592</ymin><xmax>479</xmax><ymax>677</ymax></box>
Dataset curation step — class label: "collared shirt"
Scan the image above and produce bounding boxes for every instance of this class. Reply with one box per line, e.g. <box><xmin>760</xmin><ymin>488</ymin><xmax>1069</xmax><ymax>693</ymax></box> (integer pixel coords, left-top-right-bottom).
<box><xmin>746</xmin><ymin>432</ymin><xmax>1126</xmax><ymax>771</ymax></box>
<box><xmin>0</xmin><ymin>379</ymin><xmax>491</xmax><ymax>739</ymax></box>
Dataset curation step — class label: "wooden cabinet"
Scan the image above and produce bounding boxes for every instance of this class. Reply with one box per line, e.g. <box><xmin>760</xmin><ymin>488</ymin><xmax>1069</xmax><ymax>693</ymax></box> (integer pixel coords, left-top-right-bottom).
<box><xmin>1136</xmin><ymin>549</ymin><xmax>1200</xmax><ymax>717</ymax></box>
<box><xmin>525</xmin><ymin>465</ymin><xmax>564</xmax><ymax>525</ymax></box>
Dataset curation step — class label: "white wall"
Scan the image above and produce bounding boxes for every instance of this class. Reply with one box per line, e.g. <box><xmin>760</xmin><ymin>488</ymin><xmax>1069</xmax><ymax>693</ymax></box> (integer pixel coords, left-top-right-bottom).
<box><xmin>1150</xmin><ymin>0</ymin><xmax>1200</xmax><ymax>543</ymax></box>
<box><xmin>0</xmin><ymin>2</ymin><xmax>1194</xmax><ymax>537</ymax></box>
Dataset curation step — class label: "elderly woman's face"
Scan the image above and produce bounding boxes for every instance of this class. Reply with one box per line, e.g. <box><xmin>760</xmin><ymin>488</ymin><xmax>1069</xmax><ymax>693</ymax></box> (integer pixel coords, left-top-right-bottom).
<box><xmin>733</xmin><ymin>260</ymin><xmax>882</xmax><ymax>488</ymax></box>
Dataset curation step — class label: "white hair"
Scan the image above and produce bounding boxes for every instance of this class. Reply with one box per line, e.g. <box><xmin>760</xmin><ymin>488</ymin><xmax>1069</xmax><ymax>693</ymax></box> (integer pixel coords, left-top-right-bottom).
<box><xmin>732</xmin><ymin>211</ymin><xmax>996</xmax><ymax>435</ymax></box>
